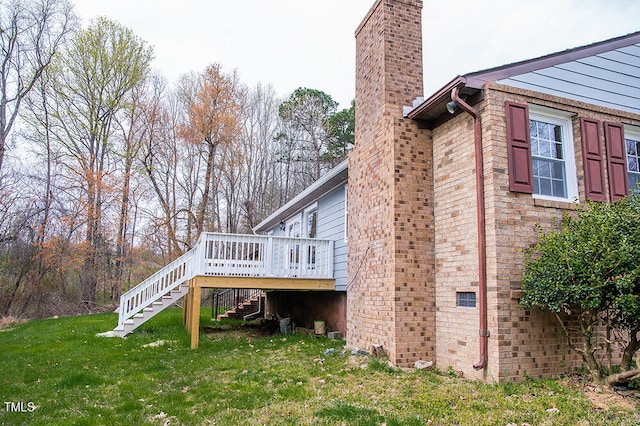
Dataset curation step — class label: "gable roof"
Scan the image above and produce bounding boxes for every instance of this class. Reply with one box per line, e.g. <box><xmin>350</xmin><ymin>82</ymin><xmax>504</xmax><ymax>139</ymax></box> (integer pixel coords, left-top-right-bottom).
<box><xmin>407</xmin><ymin>30</ymin><xmax>640</xmax><ymax>126</ymax></box>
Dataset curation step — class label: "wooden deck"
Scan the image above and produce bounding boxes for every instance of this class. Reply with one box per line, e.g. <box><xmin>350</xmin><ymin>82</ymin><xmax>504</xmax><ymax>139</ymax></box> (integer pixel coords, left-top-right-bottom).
<box><xmin>114</xmin><ymin>232</ymin><xmax>335</xmax><ymax>340</ymax></box>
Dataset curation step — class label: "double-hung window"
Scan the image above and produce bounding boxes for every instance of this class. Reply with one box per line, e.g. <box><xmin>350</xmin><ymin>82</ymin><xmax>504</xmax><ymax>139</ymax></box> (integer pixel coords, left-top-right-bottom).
<box><xmin>626</xmin><ymin>127</ymin><xmax>640</xmax><ymax>193</ymax></box>
<box><xmin>529</xmin><ymin>106</ymin><xmax>578</xmax><ymax>201</ymax></box>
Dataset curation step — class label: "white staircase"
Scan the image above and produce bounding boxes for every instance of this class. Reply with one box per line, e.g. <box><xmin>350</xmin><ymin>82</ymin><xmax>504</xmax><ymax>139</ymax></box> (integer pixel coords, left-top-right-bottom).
<box><xmin>112</xmin><ymin>243</ymin><xmax>198</xmax><ymax>337</ymax></box>
<box><xmin>112</xmin><ymin>283</ymin><xmax>189</xmax><ymax>337</ymax></box>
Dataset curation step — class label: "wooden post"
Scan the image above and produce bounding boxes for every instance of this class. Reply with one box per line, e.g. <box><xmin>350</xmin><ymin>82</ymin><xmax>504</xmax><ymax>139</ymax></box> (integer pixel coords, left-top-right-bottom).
<box><xmin>189</xmin><ymin>280</ymin><xmax>201</xmax><ymax>349</ymax></box>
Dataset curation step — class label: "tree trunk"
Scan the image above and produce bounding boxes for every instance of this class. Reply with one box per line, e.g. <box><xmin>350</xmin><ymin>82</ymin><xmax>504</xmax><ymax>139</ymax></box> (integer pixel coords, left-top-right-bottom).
<box><xmin>114</xmin><ymin>165</ymin><xmax>131</xmax><ymax>301</ymax></box>
<box><xmin>620</xmin><ymin>330</ymin><xmax>640</xmax><ymax>371</ymax></box>
<box><xmin>196</xmin><ymin>140</ymin><xmax>216</xmax><ymax>235</ymax></box>
<box><xmin>0</xmin><ymin>136</ymin><xmax>5</xmax><ymax>179</ymax></box>
<box><xmin>83</xmin><ymin>167</ymin><xmax>99</xmax><ymax>306</ymax></box>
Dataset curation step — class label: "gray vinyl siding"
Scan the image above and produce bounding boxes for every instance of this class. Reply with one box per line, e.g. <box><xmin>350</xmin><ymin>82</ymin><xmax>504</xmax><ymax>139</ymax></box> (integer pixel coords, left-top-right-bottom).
<box><xmin>316</xmin><ymin>185</ymin><xmax>347</xmax><ymax>291</ymax></box>
<box><xmin>268</xmin><ymin>224</ymin><xmax>287</xmax><ymax>237</ymax></box>
<box><xmin>264</xmin><ymin>184</ymin><xmax>347</xmax><ymax>291</ymax></box>
<box><xmin>498</xmin><ymin>43</ymin><xmax>640</xmax><ymax>115</ymax></box>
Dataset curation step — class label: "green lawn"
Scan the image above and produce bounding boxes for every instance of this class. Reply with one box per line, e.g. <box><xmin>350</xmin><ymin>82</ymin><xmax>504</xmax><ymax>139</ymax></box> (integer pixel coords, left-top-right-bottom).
<box><xmin>0</xmin><ymin>309</ymin><xmax>637</xmax><ymax>425</ymax></box>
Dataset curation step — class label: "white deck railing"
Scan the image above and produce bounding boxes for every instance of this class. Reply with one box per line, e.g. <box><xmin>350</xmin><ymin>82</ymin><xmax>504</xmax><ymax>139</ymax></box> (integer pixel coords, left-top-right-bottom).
<box><xmin>117</xmin><ymin>232</ymin><xmax>334</xmax><ymax>329</ymax></box>
<box><xmin>197</xmin><ymin>233</ymin><xmax>334</xmax><ymax>279</ymax></box>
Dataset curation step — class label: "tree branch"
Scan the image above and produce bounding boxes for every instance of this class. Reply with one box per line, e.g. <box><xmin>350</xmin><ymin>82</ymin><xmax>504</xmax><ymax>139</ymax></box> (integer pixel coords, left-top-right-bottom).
<box><xmin>605</xmin><ymin>368</ymin><xmax>640</xmax><ymax>386</ymax></box>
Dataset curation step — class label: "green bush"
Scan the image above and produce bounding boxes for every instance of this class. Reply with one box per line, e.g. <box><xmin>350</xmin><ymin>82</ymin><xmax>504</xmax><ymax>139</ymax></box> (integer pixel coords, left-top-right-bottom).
<box><xmin>521</xmin><ymin>196</ymin><xmax>640</xmax><ymax>385</ymax></box>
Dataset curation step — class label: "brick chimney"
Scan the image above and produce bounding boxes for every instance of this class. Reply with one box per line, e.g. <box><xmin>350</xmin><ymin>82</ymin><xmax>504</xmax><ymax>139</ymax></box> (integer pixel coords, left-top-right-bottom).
<box><xmin>347</xmin><ymin>0</ymin><xmax>435</xmax><ymax>366</ymax></box>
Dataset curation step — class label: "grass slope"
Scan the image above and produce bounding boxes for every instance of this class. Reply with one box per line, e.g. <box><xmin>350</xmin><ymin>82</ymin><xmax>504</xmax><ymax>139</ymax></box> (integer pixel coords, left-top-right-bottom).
<box><xmin>0</xmin><ymin>309</ymin><xmax>638</xmax><ymax>425</ymax></box>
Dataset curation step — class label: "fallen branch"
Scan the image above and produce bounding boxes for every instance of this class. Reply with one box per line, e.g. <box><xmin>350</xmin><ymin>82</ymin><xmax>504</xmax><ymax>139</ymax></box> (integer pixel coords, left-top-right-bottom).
<box><xmin>605</xmin><ymin>368</ymin><xmax>640</xmax><ymax>387</ymax></box>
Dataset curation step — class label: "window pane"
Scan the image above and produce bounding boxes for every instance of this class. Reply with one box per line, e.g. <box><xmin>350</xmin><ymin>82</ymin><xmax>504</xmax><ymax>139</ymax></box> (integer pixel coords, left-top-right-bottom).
<box><xmin>552</xmin><ymin>161</ymin><xmax>565</xmax><ymax>179</ymax></box>
<box><xmin>532</xmin><ymin>139</ymin><xmax>540</xmax><ymax>156</ymax></box>
<box><xmin>554</xmin><ymin>142</ymin><xmax>563</xmax><ymax>160</ymax></box>
<box><xmin>307</xmin><ymin>210</ymin><xmax>317</xmax><ymax>238</ymax></box>
<box><xmin>457</xmin><ymin>292</ymin><xmax>476</xmax><ymax>308</ymax></box>
<box><xmin>539</xmin><ymin>141</ymin><xmax>552</xmax><ymax>158</ymax></box>
<box><xmin>531</xmin><ymin>119</ymin><xmax>564</xmax><ymax>160</ymax></box>
<box><xmin>534</xmin><ymin>177</ymin><xmax>541</xmax><ymax>193</ymax></box>
<box><xmin>630</xmin><ymin>172</ymin><xmax>640</xmax><ymax>193</ymax></box>
<box><xmin>627</xmin><ymin>139</ymin><xmax>637</xmax><ymax>156</ymax></box>
<box><xmin>553</xmin><ymin>124</ymin><xmax>563</xmax><ymax>143</ymax></box>
<box><xmin>538</xmin><ymin>177</ymin><xmax>552</xmax><ymax>196</ymax></box>
<box><xmin>534</xmin><ymin>159</ymin><xmax>549</xmax><ymax>178</ymax></box>
<box><xmin>552</xmin><ymin>179</ymin><xmax>566</xmax><ymax>198</ymax></box>
<box><xmin>539</xmin><ymin>122</ymin><xmax>551</xmax><ymax>140</ymax></box>
<box><xmin>625</xmin><ymin>137</ymin><xmax>640</xmax><ymax>193</ymax></box>
<box><xmin>531</xmin><ymin>117</ymin><xmax>569</xmax><ymax>198</ymax></box>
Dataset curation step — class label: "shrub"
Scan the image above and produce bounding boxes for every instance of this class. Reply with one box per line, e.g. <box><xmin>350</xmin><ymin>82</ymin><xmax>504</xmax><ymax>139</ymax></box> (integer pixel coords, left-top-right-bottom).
<box><xmin>521</xmin><ymin>197</ymin><xmax>640</xmax><ymax>386</ymax></box>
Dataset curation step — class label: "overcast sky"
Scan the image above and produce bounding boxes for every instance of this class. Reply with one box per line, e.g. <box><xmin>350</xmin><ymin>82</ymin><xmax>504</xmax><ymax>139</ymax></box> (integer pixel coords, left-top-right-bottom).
<box><xmin>71</xmin><ymin>0</ymin><xmax>640</xmax><ymax>109</ymax></box>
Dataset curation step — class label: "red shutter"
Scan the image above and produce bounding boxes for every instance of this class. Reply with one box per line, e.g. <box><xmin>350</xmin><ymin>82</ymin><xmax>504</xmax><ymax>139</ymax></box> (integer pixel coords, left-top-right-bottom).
<box><xmin>580</xmin><ymin>118</ymin><xmax>606</xmax><ymax>202</ymax></box>
<box><xmin>604</xmin><ymin>122</ymin><xmax>629</xmax><ymax>201</ymax></box>
<box><xmin>505</xmin><ymin>101</ymin><xmax>533</xmax><ymax>193</ymax></box>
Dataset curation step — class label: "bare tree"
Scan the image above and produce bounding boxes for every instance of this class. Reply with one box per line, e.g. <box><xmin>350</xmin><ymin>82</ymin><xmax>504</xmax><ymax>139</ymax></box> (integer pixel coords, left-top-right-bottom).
<box><xmin>239</xmin><ymin>83</ymin><xmax>282</xmax><ymax>230</ymax></box>
<box><xmin>139</xmin><ymin>77</ymin><xmax>186</xmax><ymax>259</ymax></box>
<box><xmin>177</xmin><ymin>64</ymin><xmax>244</xmax><ymax>237</ymax></box>
<box><xmin>46</xmin><ymin>17</ymin><xmax>153</xmax><ymax>305</ymax></box>
<box><xmin>0</xmin><ymin>0</ymin><xmax>77</xmax><ymax>176</ymax></box>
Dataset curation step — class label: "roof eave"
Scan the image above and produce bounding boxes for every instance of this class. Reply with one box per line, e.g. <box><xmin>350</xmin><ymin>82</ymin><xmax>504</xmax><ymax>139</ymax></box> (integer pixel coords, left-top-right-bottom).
<box><xmin>405</xmin><ymin>76</ymin><xmax>466</xmax><ymax>120</ymax></box>
<box><xmin>405</xmin><ymin>76</ymin><xmax>483</xmax><ymax>126</ymax></box>
<box><xmin>464</xmin><ymin>30</ymin><xmax>640</xmax><ymax>86</ymax></box>
<box><xmin>406</xmin><ymin>30</ymin><xmax>640</xmax><ymax>125</ymax></box>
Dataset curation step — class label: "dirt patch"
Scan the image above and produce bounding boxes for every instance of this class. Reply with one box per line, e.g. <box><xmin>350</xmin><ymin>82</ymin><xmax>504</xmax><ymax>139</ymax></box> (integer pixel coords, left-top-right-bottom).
<box><xmin>564</xmin><ymin>373</ymin><xmax>639</xmax><ymax>412</ymax></box>
<box><xmin>583</xmin><ymin>384</ymin><xmax>639</xmax><ymax>412</ymax></box>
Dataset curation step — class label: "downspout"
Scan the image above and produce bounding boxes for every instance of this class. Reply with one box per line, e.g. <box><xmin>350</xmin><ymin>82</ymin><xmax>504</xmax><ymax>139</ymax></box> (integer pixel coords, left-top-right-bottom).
<box><xmin>451</xmin><ymin>86</ymin><xmax>489</xmax><ymax>370</ymax></box>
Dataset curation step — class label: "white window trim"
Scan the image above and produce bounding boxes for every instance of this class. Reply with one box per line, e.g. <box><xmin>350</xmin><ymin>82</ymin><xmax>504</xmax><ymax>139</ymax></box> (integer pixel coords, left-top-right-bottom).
<box><xmin>625</xmin><ymin>124</ymin><xmax>640</xmax><ymax>191</ymax></box>
<box><xmin>286</xmin><ymin>213</ymin><xmax>302</xmax><ymax>238</ymax></box>
<box><xmin>528</xmin><ymin>104</ymin><xmax>578</xmax><ymax>203</ymax></box>
<box><xmin>303</xmin><ymin>203</ymin><xmax>318</xmax><ymax>239</ymax></box>
<box><xmin>285</xmin><ymin>202</ymin><xmax>319</xmax><ymax>239</ymax></box>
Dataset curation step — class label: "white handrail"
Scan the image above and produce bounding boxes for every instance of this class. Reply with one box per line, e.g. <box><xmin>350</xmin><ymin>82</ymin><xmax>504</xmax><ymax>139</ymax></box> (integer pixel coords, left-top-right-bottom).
<box><xmin>117</xmin><ymin>247</ymin><xmax>196</xmax><ymax>329</ymax></box>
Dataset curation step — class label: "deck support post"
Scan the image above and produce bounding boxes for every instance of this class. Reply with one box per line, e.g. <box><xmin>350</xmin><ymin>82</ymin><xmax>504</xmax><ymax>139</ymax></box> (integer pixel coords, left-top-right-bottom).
<box><xmin>188</xmin><ymin>280</ymin><xmax>202</xmax><ymax>349</ymax></box>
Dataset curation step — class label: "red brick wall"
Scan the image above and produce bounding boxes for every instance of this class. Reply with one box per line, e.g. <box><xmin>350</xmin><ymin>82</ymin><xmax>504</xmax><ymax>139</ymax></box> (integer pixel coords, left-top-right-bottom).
<box><xmin>474</xmin><ymin>83</ymin><xmax>639</xmax><ymax>380</ymax></box>
<box><xmin>350</xmin><ymin>0</ymin><xmax>640</xmax><ymax>379</ymax></box>
<box><xmin>432</xmin><ymin>112</ymin><xmax>487</xmax><ymax>379</ymax></box>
